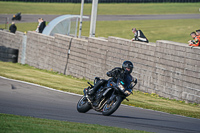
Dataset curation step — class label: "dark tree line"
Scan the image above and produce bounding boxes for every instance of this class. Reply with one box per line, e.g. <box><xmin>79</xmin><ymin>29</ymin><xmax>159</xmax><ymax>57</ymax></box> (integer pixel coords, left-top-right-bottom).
<box><xmin>0</xmin><ymin>0</ymin><xmax>199</xmax><ymax>3</ymax></box>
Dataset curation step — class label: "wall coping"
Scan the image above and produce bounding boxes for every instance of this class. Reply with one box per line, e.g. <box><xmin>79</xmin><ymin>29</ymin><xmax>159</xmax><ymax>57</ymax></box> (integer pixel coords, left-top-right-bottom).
<box><xmin>89</xmin><ymin>37</ymin><xmax>108</xmax><ymax>42</ymax></box>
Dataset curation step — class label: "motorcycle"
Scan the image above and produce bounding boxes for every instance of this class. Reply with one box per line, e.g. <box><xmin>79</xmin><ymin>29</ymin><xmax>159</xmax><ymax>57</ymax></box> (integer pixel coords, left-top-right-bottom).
<box><xmin>12</xmin><ymin>13</ymin><xmax>21</xmax><ymax>21</ymax></box>
<box><xmin>77</xmin><ymin>77</ymin><xmax>137</xmax><ymax>116</ymax></box>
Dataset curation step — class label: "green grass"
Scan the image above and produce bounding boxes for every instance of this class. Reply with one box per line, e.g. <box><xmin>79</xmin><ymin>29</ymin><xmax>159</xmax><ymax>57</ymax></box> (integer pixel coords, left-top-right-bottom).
<box><xmin>2</xmin><ymin>18</ymin><xmax>200</xmax><ymax>43</ymax></box>
<box><xmin>0</xmin><ymin>62</ymin><xmax>199</xmax><ymax>119</ymax></box>
<box><xmin>0</xmin><ymin>2</ymin><xmax>200</xmax><ymax>15</ymax></box>
<box><xmin>0</xmin><ymin>113</ymin><xmax>150</xmax><ymax>133</ymax></box>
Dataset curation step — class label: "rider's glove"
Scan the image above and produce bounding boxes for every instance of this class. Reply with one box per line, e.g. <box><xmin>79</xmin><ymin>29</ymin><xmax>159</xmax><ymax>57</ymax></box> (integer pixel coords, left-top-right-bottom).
<box><xmin>125</xmin><ymin>90</ymin><xmax>131</xmax><ymax>95</ymax></box>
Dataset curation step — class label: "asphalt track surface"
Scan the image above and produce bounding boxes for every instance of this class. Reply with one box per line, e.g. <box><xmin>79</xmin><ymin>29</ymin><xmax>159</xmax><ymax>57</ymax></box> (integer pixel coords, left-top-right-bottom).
<box><xmin>1</xmin><ymin>76</ymin><xmax>200</xmax><ymax>133</ymax></box>
<box><xmin>0</xmin><ymin>14</ymin><xmax>200</xmax><ymax>24</ymax></box>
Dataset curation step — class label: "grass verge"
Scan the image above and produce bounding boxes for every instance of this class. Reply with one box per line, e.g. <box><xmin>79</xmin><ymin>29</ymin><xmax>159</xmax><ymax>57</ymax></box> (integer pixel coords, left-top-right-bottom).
<box><xmin>0</xmin><ymin>62</ymin><xmax>199</xmax><ymax>119</ymax></box>
<box><xmin>0</xmin><ymin>113</ymin><xmax>150</xmax><ymax>133</ymax></box>
<box><xmin>0</xmin><ymin>2</ymin><xmax>200</xmax><ymax>15</ymax></box>
<box><xmin>1</xmin><ymin>19</ymin><xmax>200</xmax><ymax>43</ymax></box>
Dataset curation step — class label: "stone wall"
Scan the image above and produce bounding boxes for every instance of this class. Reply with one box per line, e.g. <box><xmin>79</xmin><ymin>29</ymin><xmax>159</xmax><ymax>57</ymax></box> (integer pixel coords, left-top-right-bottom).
<box><xmin>25</xmin><ymin>31</ymin><xmax>71</xmax><ymax>73</ymax></box>
<box><xmin>0</xmin><ymin>30</ymin><xmax>199</xmax><ymax>103</ymax></box>
<box><xmin>154</xmin><ymin>41</ymin><xmax>200</xmax><ymax>103</ymax></box>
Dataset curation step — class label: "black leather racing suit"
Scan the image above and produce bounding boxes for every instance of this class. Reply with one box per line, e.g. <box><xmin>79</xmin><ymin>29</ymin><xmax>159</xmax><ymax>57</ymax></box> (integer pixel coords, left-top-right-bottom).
<box><xmin>89</xmin><ymin>67</ymin><xmax>133</xmax><ymax>95</ymax></box>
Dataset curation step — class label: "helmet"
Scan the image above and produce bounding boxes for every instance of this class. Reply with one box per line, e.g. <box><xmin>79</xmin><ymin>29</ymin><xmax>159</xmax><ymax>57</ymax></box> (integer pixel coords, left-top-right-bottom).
<box><xmin>122</xmin><ymin>61</ymin><xmax>134</xmax><ymax>74</ymax></box>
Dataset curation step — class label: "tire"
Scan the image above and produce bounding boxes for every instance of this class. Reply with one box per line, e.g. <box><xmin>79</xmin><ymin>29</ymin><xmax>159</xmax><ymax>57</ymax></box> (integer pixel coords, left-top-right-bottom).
<box><xmin>77</xmin><ymin>96</ymin><xmax>91</xmax><ymax>113</ymax></box>
<box><xmin>0</xmin><ymin>46</ymin><xmax>18</xmax><ymax>63</ymax></box>
<box><xmin>6</xmin><ymin>48</ymin><xmax>18</xmax><ymax>54</ymax></box>
<box><xmin>0</xmin><ymin>58</ymin><xmax>18</xmax><ymax>63</ymax></box>
<box><xmin>102</xmin><ymin>96</ymin><xmax>122</xmax><ymax>116</ymax></box>
<box><xmin>0</xmin><ymin>46</ymin><xmax>7</xmax><ymax>52</ymax></box>
<box><xmin>0</xmin><ymin>46</ymin><xmax>18</xmax><ymax>54</ymax></box>
<box><xmin>0</xmin><ymin>53</ymin><xmax>17</xmax><ymax>59</ymax></box>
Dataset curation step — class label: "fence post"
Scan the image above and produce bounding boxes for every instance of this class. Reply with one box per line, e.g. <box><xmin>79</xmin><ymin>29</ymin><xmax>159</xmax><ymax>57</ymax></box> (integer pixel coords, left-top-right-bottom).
<box><xmin>21</xmin><ymin>34</ymin><xmax>27</xmax><ymax>64</ymax></box>
<box><xmin>6</xmin><ymin>17</ymin><xmax>9</xmax><ymax>30</ymax></box>
<box><xmin>75</xmin><ymin>18</ymin><xmax>78</xmax><ymax>37</ymax></box>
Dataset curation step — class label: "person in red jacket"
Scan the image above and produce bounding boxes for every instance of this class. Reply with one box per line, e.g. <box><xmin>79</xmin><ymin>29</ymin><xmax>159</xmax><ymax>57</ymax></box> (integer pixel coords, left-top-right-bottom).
<box><xmin>196</xmin><ymin>30</ymin><xmax>200</xmax><ymax>42</ymax></box>
<box><xmin>188</xmin><ymin>32</ymin><xmax>200</xmax><ymax>47</ymax></box>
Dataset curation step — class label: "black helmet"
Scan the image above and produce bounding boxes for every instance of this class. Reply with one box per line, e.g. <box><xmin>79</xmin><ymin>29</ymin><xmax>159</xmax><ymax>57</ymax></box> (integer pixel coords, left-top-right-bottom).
<box><xmin>122</xmin><ymin>61</ymin><xmax>134</xmax><ymax>74</ymax></box>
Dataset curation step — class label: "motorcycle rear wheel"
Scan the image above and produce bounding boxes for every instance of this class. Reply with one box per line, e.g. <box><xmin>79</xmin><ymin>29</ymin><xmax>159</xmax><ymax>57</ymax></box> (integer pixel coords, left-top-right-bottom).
<box><xmin>77</xmin><ymin>96</ymin><xmax>91</xmax><ymax>113</ymax></box>
<box><xmin>102</xmin><ymin>96</ymin><xmax>122</xmax><ymax>116</ymax></box>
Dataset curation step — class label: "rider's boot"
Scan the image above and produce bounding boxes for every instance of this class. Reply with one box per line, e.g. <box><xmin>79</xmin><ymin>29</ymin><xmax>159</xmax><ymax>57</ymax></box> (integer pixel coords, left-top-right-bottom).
<box><xmin>87</xmin><ymin>80</ymin><xmax>104</xmax><ymax>96</ymax></box>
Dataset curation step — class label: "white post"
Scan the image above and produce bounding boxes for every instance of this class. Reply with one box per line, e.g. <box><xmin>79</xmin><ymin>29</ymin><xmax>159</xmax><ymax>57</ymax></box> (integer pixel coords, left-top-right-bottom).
<box><xmin>79</xmin><ymin>0</ymin><xmax>84</xmax><ymax>38</ymax></box>
<box><xmin>7</xmin><ymin>17</ymin><xmax>9</xmax><ymax>30</ymax></box>
<box><xmin>75</xmin><ymin>18</ymin><xmax>79</xmax><ymax>37</ymax></box>
<box><xmin>89</xmin><ymin>0</ymin><xmax>98</xmax><ymax>37</ymax></box>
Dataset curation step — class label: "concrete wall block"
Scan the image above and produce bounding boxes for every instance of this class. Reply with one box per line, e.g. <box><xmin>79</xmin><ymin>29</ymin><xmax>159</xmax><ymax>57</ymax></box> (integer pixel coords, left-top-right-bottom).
<box><xmin>192</xmin><ymin>47</ymin><xmax>200</xmax><ymax>55</ymax></box>
<box><xmin>54</xmin><ymin>33</ymin><xmax>72</xmax><ymax>41</ymax></box>
<box><xmin>85</xmin><ymin>68</ymin><xmax>104</xmax><ymax>79</ymax></box>
<box><xmin>133</xmin><ymin>57</ymin><xmax>153</xmax><ymax>67</ymax></box>
<box><xmin>186</xmin><ymin>52</ymin><xmax>200</xmax><ymax>61</ymax></box>
<box><xmin>70</xmin><ymin>51</ymin><xmax>87</xmax><ymax>59</ymax></box>
<box><xmin>107</xmin><ymin>52</ymin><xmax>129</xmax><ymax>60</ymax></box>
<box><xmin>185</xmin><ymin>58</ymin><xmax>200</xmax><ymax>66</ymax></box>
<box><xmin>68</xmin><ymin>56</ymin><xmax>87</xmax><ymax>66</ymax></box>
<box><xmin>88</xmin><ymin>51</ymin><xmax>107</xmax><ymax>59</ymax></box>
<box><xmin>107</xmin><ymin>41</ymin><xmax>130</xmax><ymax>51</ymax></box>
<box><xmin>67</xmin><ymin>61</ymin><xmax>86</xmax><ymax>72</ymax></box>
<box><xmin>89</xmin><ymin>37</ymin><xmax>108</xmax><ymax>45</ymax></box>
<box><xmin>184</xmin><ymin>69</ymin><xmax>200</xmax><ymax>78</ymax></box>
<box><xmin>129</xmin><ymin>46</ymin><xmax>141</xmax><ymax>53</ymax></box>
<box><xmin>174</xmin><ymin>45</ymin><xmax>186</xmax><ymax>52</ymax></box>
<box><xmin>187</xmin><ymin>94</ymin><xmax>200</xmax><ymax>102</ymax></box>
<box><xmin>186</xmin><ymin>47</ymin><xmax>200</xmax><ymax>55</ymax></box>
<box><xmin>107</xmin><ymin>47</ymin><xmax>129</xmax><ymax>56</ymax></box>
<box><xmin>88</xmin><ymin>43</ymin><xmax>108</xmax><ymax>51</ymax></box>
<box><xmin>87</xmin><ymin>57</ymin><xmax>106</xmax><ymax>65</ymax></box>
<box><xmin>185</xmin><ymin>63</ymin><xmax>200</xmax><ymax>72</ymax></box>
<box><xmin>87</xmin><ymin>46</ymin><xmax>107</xmax><ymax>55</ymax></box>
<box><xmin>105</xmin><ymin>56</ymin><xmax>121</xmax><ymax>64</ymax></box>
<box><xmin>72</xmin><ymin>38</ymin><xmax>88</xmax><ymax>46</ymax></box>
<box><xmin>71</xmin><ymin>42</ymin><xmax>88</xmax><ymax>51</ymax></box>
<box><xmin>108</xmin><ymin>36</ymin><xmax>131</xmax><ymax>44</ymax></box>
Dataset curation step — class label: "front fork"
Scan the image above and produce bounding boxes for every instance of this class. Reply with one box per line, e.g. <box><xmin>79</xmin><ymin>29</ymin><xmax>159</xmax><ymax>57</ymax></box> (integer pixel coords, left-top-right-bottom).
<box><xmin>107</xmin><ymin>91</ymin><xmax>116</xmax><ymax>104</ymax></box>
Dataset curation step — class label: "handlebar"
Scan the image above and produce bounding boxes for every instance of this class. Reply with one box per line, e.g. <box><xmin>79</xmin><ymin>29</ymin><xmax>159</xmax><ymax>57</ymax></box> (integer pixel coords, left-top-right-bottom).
<box><xmin>87</xmin><ymin>82</ymin><xmax>94</xmax><ymax>88</ymax></box>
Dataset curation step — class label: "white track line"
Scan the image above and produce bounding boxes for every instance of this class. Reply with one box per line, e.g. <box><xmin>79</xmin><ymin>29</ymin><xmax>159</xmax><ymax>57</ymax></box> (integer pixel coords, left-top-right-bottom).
<box><xmin>0</xmin><ymin>76</ymin><xmax>82</xmax><ymax>97</ymax></box>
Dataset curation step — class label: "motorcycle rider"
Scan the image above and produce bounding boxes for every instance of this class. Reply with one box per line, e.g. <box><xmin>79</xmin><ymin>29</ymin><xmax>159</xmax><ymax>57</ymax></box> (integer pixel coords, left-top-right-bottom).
<box><xmin>131</xmin><ymin>28</ymin><xmax>149</xmax><ymax>43</ymax></box>
<box><xmin>87</xmin><ymin>61</ymin><xmax>134</xmax><ymax>99</ymax></box>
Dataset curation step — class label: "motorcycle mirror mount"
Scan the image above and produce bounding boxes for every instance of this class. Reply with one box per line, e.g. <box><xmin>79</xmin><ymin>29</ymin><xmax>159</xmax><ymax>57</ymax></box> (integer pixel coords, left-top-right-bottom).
<box><xmin>128</xmin><ymin>78</ymin><xmax>137</xmax><ymax>89</ymax></box>
<box><xmin>134</xmin><ymin>79</ymin><xmax>137</xmax><ymax>84</ymax></box>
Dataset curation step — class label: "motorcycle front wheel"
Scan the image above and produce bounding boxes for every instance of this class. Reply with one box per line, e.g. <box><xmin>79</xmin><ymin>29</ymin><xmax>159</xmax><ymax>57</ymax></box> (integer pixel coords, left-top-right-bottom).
<box><xmin>102</xmin><ymin>96</ymin><xmax>122</xmax><ymax>116</ymax></box>
<box><xmin>77</xmin><ymin>96</ymin><xmax>91</xmax><ymax>113</ymax></box>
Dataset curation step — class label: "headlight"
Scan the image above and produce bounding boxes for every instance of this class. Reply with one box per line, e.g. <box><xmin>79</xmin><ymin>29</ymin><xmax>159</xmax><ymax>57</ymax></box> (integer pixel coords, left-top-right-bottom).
<box><xmin>118</xmin><ymin>83</ymin><xmax>125</xmax><ymax>91</ymax></box>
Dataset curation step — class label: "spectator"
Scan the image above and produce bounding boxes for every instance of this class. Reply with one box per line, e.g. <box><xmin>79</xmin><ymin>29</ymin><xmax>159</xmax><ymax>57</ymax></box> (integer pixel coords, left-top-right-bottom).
<box><xmin>35</xmin><ymin>18</ymin><xmax>46</xmax><ymax>33</ymax></box>
<box><xmin>38</xmin><ymin>18</ymin><xmax>46</xmax><ymax>33</ymax></box>
<box><xmin>35</xmin><ymin>18</ymin><xmax>40</xmax><ymax>33</ymax></box>
<box><xmin>9</xmin><ymin>21</ymin><xmax>17</xmax><ymax>34</ymax></box>
<box><xmin>188</xmin><ymin>32</ymin><xmax>200</xmax><ymax>47</ymax></box>
<box><xmin>196</xmin><ymin>29</ymin><xmax>200</xmax><ymax>39</ymax></box>
<box><xmin>131</xmin><ymin>28</ymin><xmax>149</xmax><ymax>43</ymax></box>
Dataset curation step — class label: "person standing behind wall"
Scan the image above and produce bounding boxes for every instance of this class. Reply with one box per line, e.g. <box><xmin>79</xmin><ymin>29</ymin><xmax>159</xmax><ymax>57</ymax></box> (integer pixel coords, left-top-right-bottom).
<box><xmin>35</xmin><ymin>18</ymin><xmax>41</xmax><ymax>33</ymax></box>
<box><xmin>196</xmin><ymin>29</ymin><xmax>200</xmax><ymax>43</ymax></box>
<box><xmin>9</xmin><ymin>21</ymin><xmax>17</xmax><ymax>34</ymax></box>
<box><xmin>131</xmin><ymin>28</ymin><xmax>149</xmax><ymax>43</ymax></box>
<box><xmin>35</xmin><ymin>18</ymin><xmax>46</xmax><ymax>33</ymax></box>
<box><xmin>188</xmin><ymin>32</ymin><xmax>200</xmax><ymax>47</ymax></box>
<box><xmin>38</xmin><ymin>18</ymin><xmax>46</xmax><ymax>33</ymax></box>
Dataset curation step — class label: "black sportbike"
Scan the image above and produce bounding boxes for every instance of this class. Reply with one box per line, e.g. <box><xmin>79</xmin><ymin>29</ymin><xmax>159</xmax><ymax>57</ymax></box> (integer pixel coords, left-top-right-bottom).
<box><xmin>77</xmin><ymin>77</ymin><xmax>137</xmax><ymax>116</ymax></box>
